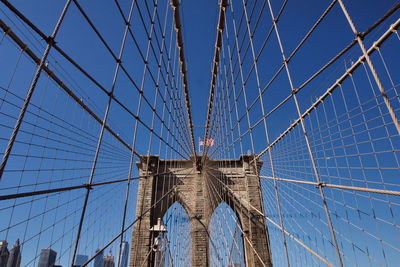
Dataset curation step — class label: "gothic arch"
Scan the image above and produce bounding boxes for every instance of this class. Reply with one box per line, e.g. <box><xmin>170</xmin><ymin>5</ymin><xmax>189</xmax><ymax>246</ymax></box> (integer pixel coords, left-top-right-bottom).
<box><xmin>161</xmin><ymin>202</ymin><xmax>192</xmax><ymax>266</ymax></box>
<box><xmin>209</xmin><ymin>202</ymin><xmax>246</xmax><ymax>267</ymax></box>
<box><xmin>158</xmin><ymin>192</ymin><xmax>193</xmax><ymax>224</ymax></box>
<box><xmin>131</xmin><ymin>155</ymin><xmax>272</xmax><ymax>267</ymax></box>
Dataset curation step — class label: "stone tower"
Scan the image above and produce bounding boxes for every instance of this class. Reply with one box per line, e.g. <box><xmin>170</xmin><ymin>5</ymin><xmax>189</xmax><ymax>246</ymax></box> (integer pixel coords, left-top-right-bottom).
<box><xmin>130</xmin><ymin>155</ymin><xmax>272</xmax><ymax>267</ymax></box>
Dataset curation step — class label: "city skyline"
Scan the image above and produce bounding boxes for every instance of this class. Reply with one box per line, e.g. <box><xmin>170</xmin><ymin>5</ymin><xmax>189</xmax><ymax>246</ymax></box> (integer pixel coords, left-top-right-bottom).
<box><xmin>38</xmin><ymin>248</ymin><xmax>56</xmax><ymax>267</ymax></box>
<box><xmin>119</xmin><ymin>242</ymin><xmax>129</xmax><ymax>267</ymax></box>
<box><xmin>0</xmin><ymin>240</ymin><xmax>128</xmax><ymax>267</ymax></box>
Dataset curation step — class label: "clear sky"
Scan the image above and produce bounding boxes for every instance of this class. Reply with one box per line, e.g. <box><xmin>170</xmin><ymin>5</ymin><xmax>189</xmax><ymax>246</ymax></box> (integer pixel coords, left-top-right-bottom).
<box><xmin>0</xmin><ymin>0</ymin><xmax>400</xmax><ymax>266</ymax></box>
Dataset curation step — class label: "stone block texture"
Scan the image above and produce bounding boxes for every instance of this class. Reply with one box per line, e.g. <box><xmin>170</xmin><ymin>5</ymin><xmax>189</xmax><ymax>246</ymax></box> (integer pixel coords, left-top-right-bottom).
<box><xmin>130</xmin><ymin>155</ymin><xmax>272</xmax><ymax>267</ymax></box>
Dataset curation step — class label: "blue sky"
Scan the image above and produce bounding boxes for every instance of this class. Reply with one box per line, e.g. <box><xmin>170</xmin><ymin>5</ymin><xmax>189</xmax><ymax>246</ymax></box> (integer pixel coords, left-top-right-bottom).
<box><xmin>1</xmin><ymin>0</ymin><xmax>400</xmax><ymax>266</ymax></box>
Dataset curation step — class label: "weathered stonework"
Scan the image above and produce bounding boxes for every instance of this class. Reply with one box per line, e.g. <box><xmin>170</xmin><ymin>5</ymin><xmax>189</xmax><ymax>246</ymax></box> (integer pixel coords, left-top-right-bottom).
<box><xmin>130</xmin><ymin>155</ymin><xmax>272</xmax><ymax>267</ymax></box>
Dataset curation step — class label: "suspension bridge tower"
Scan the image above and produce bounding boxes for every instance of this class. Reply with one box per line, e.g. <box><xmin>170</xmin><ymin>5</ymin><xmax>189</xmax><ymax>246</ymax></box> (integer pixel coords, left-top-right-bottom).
<box><xmin>130</xmin><ymin>155</ymin><xmax>272</xmax><ymax>267</ymax></box>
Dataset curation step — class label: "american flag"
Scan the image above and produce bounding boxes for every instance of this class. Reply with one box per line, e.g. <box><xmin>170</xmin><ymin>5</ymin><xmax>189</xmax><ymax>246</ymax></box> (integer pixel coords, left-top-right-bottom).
<box><xmin>199</xmin><ymin>138</ymin><xmax>214</xmax><ymax>146</ymax></box>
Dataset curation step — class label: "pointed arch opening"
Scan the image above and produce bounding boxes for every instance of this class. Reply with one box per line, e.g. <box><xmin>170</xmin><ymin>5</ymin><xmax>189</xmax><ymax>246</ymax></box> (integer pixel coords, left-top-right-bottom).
<box><xmin>209</xmin><ymin>202</ymin><xmax>246</xmax><ymax>267</ymax></box>
<box><xmin>159</xmin><ymin>202</ymin><xmax>192</xmax><ymax>266</ymax></box>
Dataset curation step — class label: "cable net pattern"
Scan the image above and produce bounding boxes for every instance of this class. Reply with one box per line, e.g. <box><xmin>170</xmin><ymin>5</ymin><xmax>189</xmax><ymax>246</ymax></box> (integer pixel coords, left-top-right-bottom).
<box><xmin>204</xmin><ymin>0</ymin><xmax>400</xmax><ymax>266</ymax></box>
<box><xmin>0</xmin><ymin>0</ymin><xmax>399</xmax><ymax>266</ymax></box>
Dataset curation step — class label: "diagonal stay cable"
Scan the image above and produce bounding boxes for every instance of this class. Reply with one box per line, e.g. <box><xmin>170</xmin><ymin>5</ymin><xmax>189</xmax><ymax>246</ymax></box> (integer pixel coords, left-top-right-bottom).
<box><xmin>0</xmin><ymin>167</ymin><xmax>192</xmax><ymax>201</ymax></box>
<box><xmin>0</xmin><ymin>18</ymin><xmax>134</xmax><ymax>153</ymax></box>
<box><xmin>206</xmin><ymin>168</ymin><xmax>334</xmax><ymax>267</ymax></box>
<box><xmin>209</xmin><ymin>2</ymin><xmax>400</xmax><ymax>160</ymax></box>
<box><xmin>0</xmin><ymin>0</ymin><xmax>73</xmax><ymax>180</ymax></box>
<box><xmin>0</xmin><ymin>18</ymin><xmax>189</xmax><ymax>159</ymax></box>
<box><xmin>0</xmin><ymin>0</ymin><xmax>192</xmax><ymax>159</ymax></box>
<box><xmin>253</xmin><ymin>17</ymin><xmax>400</xmax><ymax>164</ymax></box>
<box><xmin>81</xmin><ymin>163</ymin><xmax>196</xmax><ymax>267</ymax></box>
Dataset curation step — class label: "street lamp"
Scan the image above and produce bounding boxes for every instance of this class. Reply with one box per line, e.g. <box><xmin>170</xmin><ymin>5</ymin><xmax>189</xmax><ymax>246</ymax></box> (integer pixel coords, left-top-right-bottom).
<box><xmin>150</xmin><ymin>218</ymin><xmax>167</xmax><ymax>266</ymax></box>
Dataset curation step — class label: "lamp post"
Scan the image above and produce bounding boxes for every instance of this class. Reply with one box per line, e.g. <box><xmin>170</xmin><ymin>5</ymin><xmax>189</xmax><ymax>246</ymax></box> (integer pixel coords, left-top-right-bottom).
<box><xmin>150</xmin><ymin>218</ymin><xmax>167</xmax><ymax>267</ymax></box>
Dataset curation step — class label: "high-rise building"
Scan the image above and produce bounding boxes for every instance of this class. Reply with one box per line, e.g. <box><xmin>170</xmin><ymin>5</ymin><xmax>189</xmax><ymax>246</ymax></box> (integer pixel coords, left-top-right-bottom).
<box><xmin>0</xmin><ymin>241</ymin><xmax>9</xmax><ymax>267</ymax></box>
<box><xmin>103</xmin><ymin>252</ymin><xmax>114</xmax><ymax>267</ymax></box>
<box><xmin>6</xmin><ymin>239</ymin><xmax>21</xmax><ymax>267</ymax></box>
<box><xmin>93</xmin><ymin>249</ymin><xmax>103</xmax><ymax>267</ymax></box>
<box><xmin>74</xmin><ymin>255</ymin><xmax>88</xmax><ymax>267</ymax></box>
<box><xmin>38</xmin><ymin>248</ymin><xmax>57</xmax><ymax>267</ymax></box>
<box><xmin>119</xmin><ymin>242</ymin><xmax>129</xmax><ymax>267</ymax></box>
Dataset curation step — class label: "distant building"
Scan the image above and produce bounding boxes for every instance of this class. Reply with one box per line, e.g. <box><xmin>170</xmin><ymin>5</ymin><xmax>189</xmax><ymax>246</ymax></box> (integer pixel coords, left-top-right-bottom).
<box><xmin>6</xmin><ymin>239</ymin><xmax>21</xmax><ymax>267</ymax></box>
<box><xmin>93</xmin><ymin>249</ymin><xmax>103</xmax><ymax>267</ymax></box>
<box><xmin>74</xmin><ymin>254</ymin><xmax>88</xmax><ymax>266</ymax></box>
<box><xmin>103</xmin><ymin>252</ymin><xmax>114</xmax><ymax>267</ymax></box>
<box><xmin>38</xmin><ymin>248</ymin><xmax>57</xmax><ymax>267</ymax></box>
<box><xmin>119</xmin><ymin>242</ymin><xmax>129</xmax><ymax>267</ymax></box>
<box><xmin>0</xmin><ymin>241</ymin><xmax>9</xmax><ymax>267</ymax></box>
